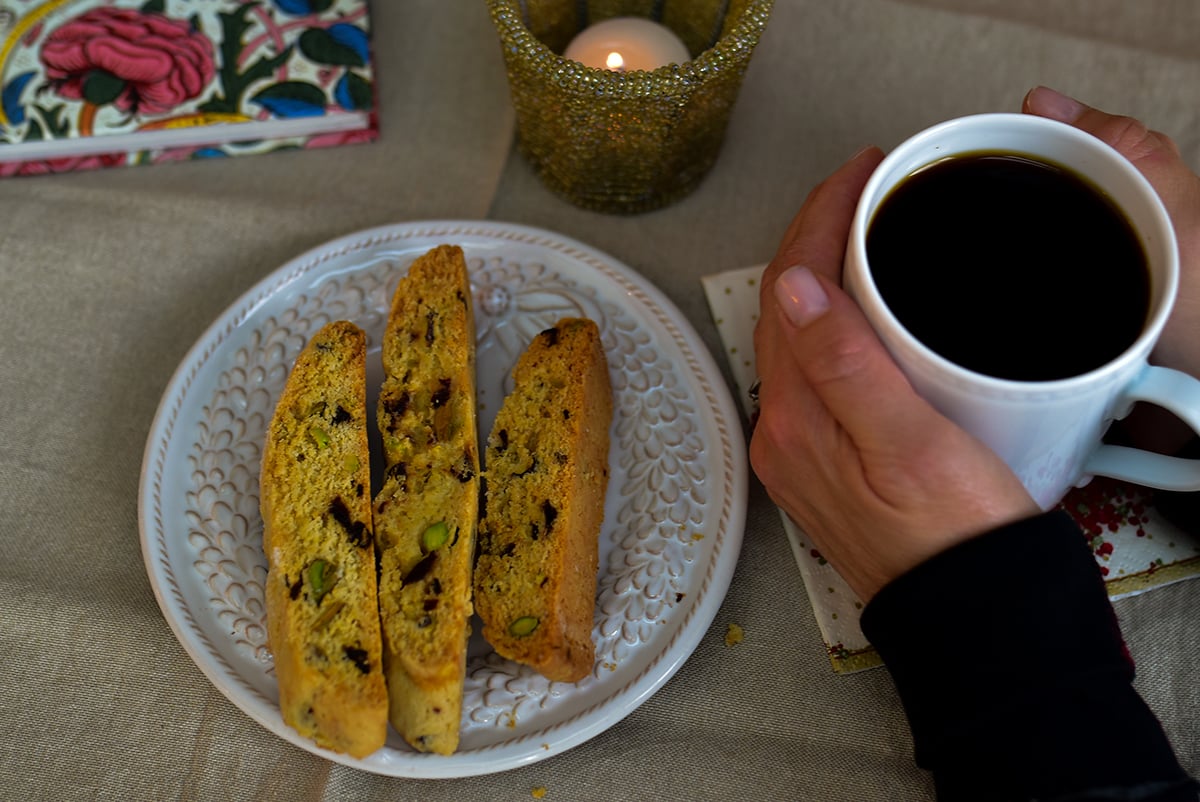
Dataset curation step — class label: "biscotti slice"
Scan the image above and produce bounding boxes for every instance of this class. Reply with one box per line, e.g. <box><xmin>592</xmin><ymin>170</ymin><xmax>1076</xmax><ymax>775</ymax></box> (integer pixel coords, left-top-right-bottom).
<box><xmin>475</xmin><ymin>317</ymin><xmax>613</xmax><ymax>682</ymax></box>
<box><xmin>373</xmin><ymin>244</ymin><xmax>479</xmax><ymax>755</ymax></box>
<box><xmin>259</xmin><ymin>320</ymin><xmax>387</xmax><ymax>758</ymax></box>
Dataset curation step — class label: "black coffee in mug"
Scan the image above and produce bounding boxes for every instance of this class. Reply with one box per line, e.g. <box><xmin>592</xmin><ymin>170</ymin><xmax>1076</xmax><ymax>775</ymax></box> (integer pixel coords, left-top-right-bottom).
<box><xmin>865</xmin><ymin>151</ymin><xmax>1151</xmax><ymax>381</ymax></box>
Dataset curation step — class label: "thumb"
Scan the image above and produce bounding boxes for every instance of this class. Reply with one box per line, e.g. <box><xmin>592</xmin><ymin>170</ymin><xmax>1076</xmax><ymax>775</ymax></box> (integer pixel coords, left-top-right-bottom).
<box><xmin>772</xmin><ymin>265</ymin><xmax>932</xmax><ymax>448</ymax></box>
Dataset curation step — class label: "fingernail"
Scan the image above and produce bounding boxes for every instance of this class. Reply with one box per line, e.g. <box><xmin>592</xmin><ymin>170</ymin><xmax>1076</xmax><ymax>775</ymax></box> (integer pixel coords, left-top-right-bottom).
<box><xmin>1026</xmin><ymin>85</ymin><xmax>1086</xmax><ymax>123</ymax></box>
<box><xmin>849</xmin><ymin>144</ymin><xmax>877</xmax><ymax>161</ymax></box>
<box><xmin>774</xmin><ymin>266</ymin><xmax>830</xmax><ymax>328</ymax></box>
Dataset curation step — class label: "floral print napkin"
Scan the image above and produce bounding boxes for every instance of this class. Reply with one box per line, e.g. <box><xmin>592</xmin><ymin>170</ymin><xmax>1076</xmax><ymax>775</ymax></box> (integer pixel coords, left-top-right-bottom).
<box><xmin>703</xmin><ymin>265</ymin><xmax>1200</xmax><ymax>673</ymax></box>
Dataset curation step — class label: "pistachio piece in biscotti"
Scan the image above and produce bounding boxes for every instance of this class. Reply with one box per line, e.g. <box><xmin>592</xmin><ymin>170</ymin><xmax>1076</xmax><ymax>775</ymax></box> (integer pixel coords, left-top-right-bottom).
<box><xmin>307</xmin><ymin>559</ymin><xmax>337</xmax><ymax>603</ymax></box>
<box><xmin>421</xmin><ymin>521</ymin><xmax>450</xmax><ymax>551</ymax></box>
<box><xmin>508</xmin><ymin>616</ymin><xmax>539</xmax><ymax>637</ymax></box>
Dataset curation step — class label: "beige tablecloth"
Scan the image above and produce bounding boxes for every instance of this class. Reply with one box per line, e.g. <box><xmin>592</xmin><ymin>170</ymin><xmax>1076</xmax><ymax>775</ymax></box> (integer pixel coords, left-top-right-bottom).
<box><xmin>2</xmin><ymin>2</ymin><xmax>1196</xmax><ymax>800</ymax></box>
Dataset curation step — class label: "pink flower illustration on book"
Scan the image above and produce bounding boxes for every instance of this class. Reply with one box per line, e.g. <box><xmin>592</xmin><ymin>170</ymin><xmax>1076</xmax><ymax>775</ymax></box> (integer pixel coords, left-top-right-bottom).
<box><xmin>0</xmin><ymin>1</ymin><xmax>376</xmax><ymax>175</ymax></box>
<box><xmin>40</xmin><ymin>6</ymin><xmax>215</xmax><ymax>128</ymax></box>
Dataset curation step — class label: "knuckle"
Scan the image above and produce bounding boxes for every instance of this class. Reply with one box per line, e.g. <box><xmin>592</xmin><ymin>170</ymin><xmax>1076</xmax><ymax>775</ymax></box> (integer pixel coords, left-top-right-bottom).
<box><xmin>751</xmin><ymin>403</ymin><xmax>797</xmax><ymax>454</ymax></box>
<box><xmin>750</xmin><ymin>403</ymin><xmax>818</xmax><ymax>480</ymax></box>
<box><xmin>903</xmin><ymin>428</ymin><xmax>951</xmax><ymax>472</ymax></box>
<box><xmin>805</xmin><ymin>332</ymin><xmax>873</xmax><ymax>388</ymax></box>
<box><xmin>748</xmin><ymin>425</ymin><xmax>783</xmax><ymax>490</ymax></box>
<box><xmin>1099</xmin><ymin>114</ymin><xmax>1170</xmax><ymax>162</ymax></box>
<box><xmin>752</xmin><ymin>317</ymin><xmax>771</xmax><ymax>353</ymax></box>
<box><xmin>747</xmin><ymin>431</ymin><xmax>771</xmax><ymax>480</ymax></box>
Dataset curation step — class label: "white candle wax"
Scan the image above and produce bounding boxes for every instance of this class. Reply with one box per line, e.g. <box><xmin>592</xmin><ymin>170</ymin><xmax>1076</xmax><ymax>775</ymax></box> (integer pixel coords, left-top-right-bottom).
<box><xmin>563</xmin><ymin>17</ymin><xmax>691</xmax><ymax>72</ymax></box>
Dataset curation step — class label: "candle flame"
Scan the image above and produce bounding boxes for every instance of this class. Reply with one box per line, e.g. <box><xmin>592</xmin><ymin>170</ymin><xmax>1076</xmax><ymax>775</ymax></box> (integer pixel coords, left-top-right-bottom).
<box><xmin>605</xmin><ymin>51</ymin><xmax>625</xmax><ymax>72</ymax></box>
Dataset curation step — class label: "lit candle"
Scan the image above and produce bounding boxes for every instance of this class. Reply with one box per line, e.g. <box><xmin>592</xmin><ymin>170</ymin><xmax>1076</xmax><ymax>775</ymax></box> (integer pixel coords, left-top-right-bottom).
<box><xmin>563</xmin><ymin>17</ymin><xmax>691</xmax><ymax>72</ymax></box>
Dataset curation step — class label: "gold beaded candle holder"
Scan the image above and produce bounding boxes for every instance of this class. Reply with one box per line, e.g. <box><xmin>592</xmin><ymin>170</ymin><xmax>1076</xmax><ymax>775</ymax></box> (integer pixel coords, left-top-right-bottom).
<box><xmin>488</xmin><ymin>0</ymin><xmax>775</xmax><ymax>214</ymax></box>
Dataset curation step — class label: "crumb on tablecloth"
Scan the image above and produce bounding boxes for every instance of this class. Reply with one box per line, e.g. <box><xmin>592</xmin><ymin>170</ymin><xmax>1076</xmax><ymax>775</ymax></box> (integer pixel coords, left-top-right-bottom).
<box><xmin>724</xmin><ymin>622</ymin><xmax>744</xmax><ymax>646</ymax></box>
<box><xmin>532</xmin><ymin>786</ymin><xmax>547</xmax><ymax>799</ymax></box>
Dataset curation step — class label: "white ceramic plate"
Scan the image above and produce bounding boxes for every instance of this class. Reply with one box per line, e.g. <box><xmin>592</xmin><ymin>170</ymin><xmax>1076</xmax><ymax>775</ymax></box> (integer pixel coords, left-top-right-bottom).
<box><xmin>138</xmin><ymin>221</ymin><xmax>748</xmax><ymax>777</ymax></box>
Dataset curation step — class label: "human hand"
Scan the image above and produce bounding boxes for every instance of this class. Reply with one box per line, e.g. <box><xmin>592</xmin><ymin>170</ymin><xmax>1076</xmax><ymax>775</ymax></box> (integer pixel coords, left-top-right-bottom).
<box><xmin>749</xmin><ymin>149</ymin><xmax>1039</xmax><ymax>603</ymax></box>
<box><xmin>1024</xmin><ymin>86</ymin><xmax>1200</xmax><ymax>452</ymax></box>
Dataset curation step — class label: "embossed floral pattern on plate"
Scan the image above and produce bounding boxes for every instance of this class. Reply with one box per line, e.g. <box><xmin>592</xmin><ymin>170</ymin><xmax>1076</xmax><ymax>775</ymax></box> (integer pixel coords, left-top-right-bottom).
<box><xmin>138</xmin><ymin>221</ymin><xmax>747</xmax><ymax>778</ymax></box>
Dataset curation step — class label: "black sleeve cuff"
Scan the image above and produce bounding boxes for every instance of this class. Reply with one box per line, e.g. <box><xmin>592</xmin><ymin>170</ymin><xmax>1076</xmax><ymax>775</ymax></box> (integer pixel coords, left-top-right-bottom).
<box><xmin>860</xmin><ymin>510</ymin><xmax>1195</xmax><ymax>801</ymax></box>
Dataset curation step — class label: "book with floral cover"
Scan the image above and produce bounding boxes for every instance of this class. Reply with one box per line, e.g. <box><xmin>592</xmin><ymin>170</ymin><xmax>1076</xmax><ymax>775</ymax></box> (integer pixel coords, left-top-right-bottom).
<box><xmin>0</xmin><ymin>0</ymin><xmax>375</xmax><ymax>176</ymax></box>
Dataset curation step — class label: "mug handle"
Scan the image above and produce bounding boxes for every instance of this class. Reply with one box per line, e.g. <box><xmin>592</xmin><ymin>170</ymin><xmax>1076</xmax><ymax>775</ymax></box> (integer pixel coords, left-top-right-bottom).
<box><xmin>1084</xmin><ymin>364</ymin><xmax>1200</xmax><ymax>491</ymax></box>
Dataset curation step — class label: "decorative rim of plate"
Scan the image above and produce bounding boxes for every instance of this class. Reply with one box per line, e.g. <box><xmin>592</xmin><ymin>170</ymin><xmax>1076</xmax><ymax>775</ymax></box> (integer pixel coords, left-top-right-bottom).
<box><xmin>137</xmin><ymin>220</ymin><xmax>748</xmax><ymax>777</ymax></box>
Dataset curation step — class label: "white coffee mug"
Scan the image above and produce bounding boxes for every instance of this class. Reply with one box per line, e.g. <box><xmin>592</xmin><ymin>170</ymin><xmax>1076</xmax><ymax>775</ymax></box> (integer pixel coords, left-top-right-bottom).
<box><xmin>844</xmin><ymin>112</ymin><xmax>1200</xmax><ymax>510</ymax></box>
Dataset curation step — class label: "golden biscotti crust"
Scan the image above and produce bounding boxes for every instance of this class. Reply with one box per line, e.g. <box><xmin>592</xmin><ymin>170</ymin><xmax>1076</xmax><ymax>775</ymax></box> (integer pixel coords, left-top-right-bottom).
<box><xmin>475</xmin><ymin>317</ymin><xmax>613</xmax><ymax>683</ymax></box>
<box><xmin>373</xmin><ymin>244</ymin><xmax>479</xmax><ymax>754</ymax></box>
<box><xmin>259</xmin><ymin>319</ymin><xmax>388</xmax><ymax>758</ymax></box>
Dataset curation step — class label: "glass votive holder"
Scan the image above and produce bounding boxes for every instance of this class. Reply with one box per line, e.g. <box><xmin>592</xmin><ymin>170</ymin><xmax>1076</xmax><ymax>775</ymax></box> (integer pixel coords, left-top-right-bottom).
<box><xmin>487</xmin><ymin>0</ymin><xmax>775</xmax><ymax>215</ymax></box>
